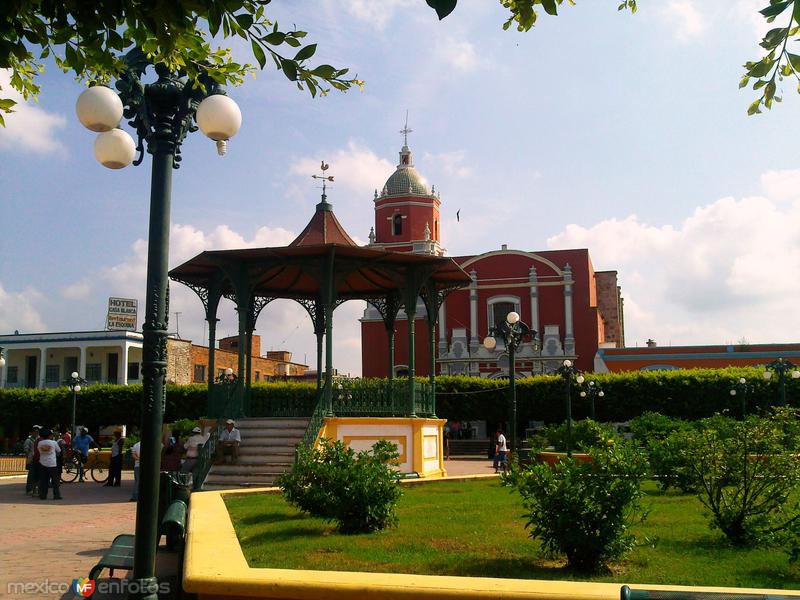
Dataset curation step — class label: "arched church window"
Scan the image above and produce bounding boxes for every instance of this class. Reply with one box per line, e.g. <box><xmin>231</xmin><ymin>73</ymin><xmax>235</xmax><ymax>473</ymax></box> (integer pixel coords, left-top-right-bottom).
<box><xmin>393</xmin><ymin>214</ymin><xmax>403</xmax><ymax>235</ymax></box>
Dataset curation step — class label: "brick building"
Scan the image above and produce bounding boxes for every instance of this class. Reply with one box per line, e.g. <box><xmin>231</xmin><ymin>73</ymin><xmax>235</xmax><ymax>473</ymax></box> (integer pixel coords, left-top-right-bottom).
<box><xmin>361</xmin><ymin>140</ymin><xmax>625</xmax><ymax>377</ymax></box>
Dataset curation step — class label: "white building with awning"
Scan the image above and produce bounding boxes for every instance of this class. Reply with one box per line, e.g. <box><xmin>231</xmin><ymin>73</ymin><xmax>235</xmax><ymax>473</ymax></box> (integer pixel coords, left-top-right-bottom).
<box><xmin>0</xmin><ymin>330</ymin><xmax>144</xmax><ymax>388</ymax></box>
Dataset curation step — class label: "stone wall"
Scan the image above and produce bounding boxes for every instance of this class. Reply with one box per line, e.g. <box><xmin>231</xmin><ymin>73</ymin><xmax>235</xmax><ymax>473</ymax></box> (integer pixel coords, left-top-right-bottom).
<box><xmin>594</xmin><ymin>270</ymin><xmax>624</xmax><ymax>348</ymax></box>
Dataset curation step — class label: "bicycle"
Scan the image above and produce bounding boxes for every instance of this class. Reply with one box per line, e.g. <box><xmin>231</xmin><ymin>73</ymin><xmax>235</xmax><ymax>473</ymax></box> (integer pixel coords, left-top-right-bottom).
<box><xmin>60</xmin><ymin>449</ymin><xmax>108</xmax><ymax>483</ymax></box>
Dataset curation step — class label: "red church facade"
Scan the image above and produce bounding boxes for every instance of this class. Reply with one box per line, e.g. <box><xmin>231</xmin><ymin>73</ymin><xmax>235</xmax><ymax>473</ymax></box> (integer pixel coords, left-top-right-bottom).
<box><xmin>361</xmin><ymin>141</ymin><xmax>625</xmax><ymax>377</ymax></box>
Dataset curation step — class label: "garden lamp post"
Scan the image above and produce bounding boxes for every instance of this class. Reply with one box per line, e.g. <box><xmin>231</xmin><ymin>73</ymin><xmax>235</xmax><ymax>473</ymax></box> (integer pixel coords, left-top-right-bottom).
<box><xmin>556</xmin><ymin>359</ymin><xmax>583</xmax><ymax>458</ymax></box>
<box><xmin>75</xmin><ymin>50</ymin><xmax>241</xmax><ymax>600</ymax></box>
<box><xmin>729</xmin><ymin>377</ymin><xmax>753</xmax><ymax>420</ymax></box>
<box><xmin>762</xmin><ymin>358</ymin><xmax>800</xmax><ymax>406</ymax></box>
<box><xmin>483</xmin><ymin>311</ymin><xmax>536</xmax><ymax>454</ymax></box>
<box><xmin>216</xmin><ymin>367</ymin><xmax>239</xmax><ymax>415</ymax></box>
<box><xmin>67</xmin><ymin>371</ymin><xmax>87</xmax><ymax>437</ymax></box>
<box><xmin>579</xmin><ymin>379</ymin><xmax>604</xmax><ymax>421</ymax></box>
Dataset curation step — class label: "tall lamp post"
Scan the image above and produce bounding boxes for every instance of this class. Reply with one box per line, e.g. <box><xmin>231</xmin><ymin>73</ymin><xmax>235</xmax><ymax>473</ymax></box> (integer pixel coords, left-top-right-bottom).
<box><xmin>729</xmin><ymin>377</ymin><xmax>753</xmax><ymax>420</ymax></box>
<box><xmin>579</xmin><ymin>379</ymin><xmax>604</xmax><ymax>421</ymax></box>
<box><xmin>482</xmin><ymin>311</ymin><xmax>536</xmax><ymax>454</ymax></box>
<box><xmin>556</xmin><ymin>359</ymin><xmax>583</xmax><ymax>458</ymax></box>
<box><xmin>67</xmin><ymin>371</ymin><xmax>87</xmax><ymax>436</ymax></box>
<box><xmin>762</xmin><ymin>358</ymin><xmax>800</xmax><ymax>406</ymax></box>
<box><xmin>216</xmin><ymin>367</ymin><xmax>239</xmax><ymax>416</ymax></box>
<box><xmin>75</xmin><ymin>51</ymin><xmax>241</xmax><ymax>600</ymax></box>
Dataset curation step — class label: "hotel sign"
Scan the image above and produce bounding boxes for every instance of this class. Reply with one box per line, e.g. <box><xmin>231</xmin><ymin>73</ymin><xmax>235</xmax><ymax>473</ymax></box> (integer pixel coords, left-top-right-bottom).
<box><xmin>106</xmin><ymin>297</ymin><xmax>138</xmax><ymax>331</ymax></box>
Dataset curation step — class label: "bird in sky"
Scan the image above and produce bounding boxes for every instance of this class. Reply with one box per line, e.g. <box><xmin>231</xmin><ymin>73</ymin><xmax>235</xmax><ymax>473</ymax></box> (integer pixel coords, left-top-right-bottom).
<box><xmin>456</xmin><ymin>210</ymin><xmax>460</xmax><ymax>222</ymax></box>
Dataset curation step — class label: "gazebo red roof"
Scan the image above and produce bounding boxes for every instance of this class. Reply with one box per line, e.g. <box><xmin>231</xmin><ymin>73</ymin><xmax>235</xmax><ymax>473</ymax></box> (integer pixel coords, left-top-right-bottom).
<box><xmin>289</xmin><ymin>199</ymin><xmax>357</xmax><ymax>247</ymax></box>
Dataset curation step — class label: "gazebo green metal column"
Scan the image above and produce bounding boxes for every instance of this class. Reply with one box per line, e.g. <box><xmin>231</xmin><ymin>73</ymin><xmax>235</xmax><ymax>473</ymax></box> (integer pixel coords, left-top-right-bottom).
<box><xmin>297</xmin><ymin>299</ymin><xmax>326</xmax><ymax>392</ymax></box>
<box><xmin>228</xmin><ymin>266</ymin><xmax>252</xmax><ymax>417</ymax></box>
<box><xmin>368</xmin><ymin>292</ymin><xmax>401</xmax><ymax>409</ymax></box>
<box><xmin>422</xmin><ymin>283</ymin><xmax>439</xmax><ymax>418</ymax></box>
<box><xmin>244</xmin><ymin>296</ymin><xmax>273</xmax><ymax>412</ymax></box>
<box><xmin>323</xmin><ymin>248</ymin><xmax>337</xmax><ymax>415</ymax></box>
<box><xmin>403</xmin><ymin>284</ymin><xmax>418</xmax><ymax>418</ymax></box>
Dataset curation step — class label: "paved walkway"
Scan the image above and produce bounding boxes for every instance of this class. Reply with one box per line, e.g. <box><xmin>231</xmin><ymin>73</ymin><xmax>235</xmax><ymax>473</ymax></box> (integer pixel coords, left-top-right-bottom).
<box><xmin>0</xmin><ymin>473</ymin><xmax>138</xmax><ymax>599</ymax></box>
<box><xmin>443</xmin><ymin>458</ymin><xmax>499</xmax><ymax>476</ymax></box>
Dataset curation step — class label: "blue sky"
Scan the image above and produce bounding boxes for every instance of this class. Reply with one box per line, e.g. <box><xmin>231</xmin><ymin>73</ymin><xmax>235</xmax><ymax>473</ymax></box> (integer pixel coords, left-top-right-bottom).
<box><xmin>2</xmin><ymin>0</ymin><xmax>800</xmax><ymax>376</ymax></box>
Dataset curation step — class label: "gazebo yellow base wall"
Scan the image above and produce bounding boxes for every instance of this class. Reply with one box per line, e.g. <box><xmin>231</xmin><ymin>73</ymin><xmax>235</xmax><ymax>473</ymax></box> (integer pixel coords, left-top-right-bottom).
<box><xmin>315</xmin><ymin>417</ymin><xmax>446</xmax><ymax>478</ymax></box>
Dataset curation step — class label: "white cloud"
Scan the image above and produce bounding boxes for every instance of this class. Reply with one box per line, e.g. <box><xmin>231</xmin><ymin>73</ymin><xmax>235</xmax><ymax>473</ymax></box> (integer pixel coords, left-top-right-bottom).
<box><xmin>547</xmin><ymin>179</ymin><xmax>800</xmax><ymax>347</ymax></box>
<box><xmin>342</xmin><ymin>0</ymin><xmax>406</xmax><ymax>30</ymax></box>
<box><xmin>0</xmin><ymin>283</ymin><xmax>47</xmax><ymax>333</ymax></box>
<box><xmin>730</xmin><ymin>0</ymin><xmax>770</xmax><ymax>41</ymax></box>
<box><xmin>436</xmin><ymin>37</ymin><xmax>480</xmax><ymax>72</ymax></box>
<box><xmin>759</xmin><ymin>169</ymin><xmax>800</xmax><ymax>203</ymax></box>
<box><xmin>61</xmin><ymin>281</ymin><xmax>92</xmax><ymax>301</ymax></box>
<box><xmin>424</xmin><ymin>150</ymin><xmax>471</xmax><ymax>178</ymax></box>
<box><xmin>0</xmin><ymin>69</ymin><xmax>66</xmax><ymax>155</ymax></box>
<box><xmin>657</xmin><ymin>1</ymin><xmax>707</xmax><ymax>43</ymax></box>
<box><xmin>290</xmin><ymin>141</ymin><xmax>394</xmax><ymax>199</ymax></box>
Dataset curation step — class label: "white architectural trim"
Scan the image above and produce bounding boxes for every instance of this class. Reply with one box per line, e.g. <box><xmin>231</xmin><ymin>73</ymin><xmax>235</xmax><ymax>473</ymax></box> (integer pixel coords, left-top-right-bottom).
<box><xmin>459</xmin><ymin>249</ymin><xmax>563</xmax><ymax>276</ymax></box>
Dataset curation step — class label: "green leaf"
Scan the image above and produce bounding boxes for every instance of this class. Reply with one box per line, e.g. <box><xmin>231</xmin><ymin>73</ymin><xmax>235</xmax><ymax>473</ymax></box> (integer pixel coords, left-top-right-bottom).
<box><xmin>748</xmin><ymin>60</ymin><xmax>774</xmax><ymax>77</ymax></box>
<box><xmin>0</xmin><ymin>99</ymin><xmax>17</xmax><ymax>110</ymax></box>
<box><xmin>235</xmin><ymin>13</ymin><xmax>254</xmax><ymax>30</ymax></box>
<box><xmin>540</xmin><ymin>0</ymin><xmax>559</xmax><ymax>16</ymax></box>
<box><xmin>282</xmin><ymin>59</ymin><xmax>298</xmax><ymax>81</ymax></box>
<box><xmin>739</xmin><ymin>76</ymin><xmax>750</xmax><ymax>89</ymax></box>
<box><xmin>747</xmin><ymin>99</ymin><xmax>762</xmax><ymax>115</ymax></box>
<box><xmin>251</xmin><ymin>40</ymin><xmax>266</xmax><ymax>68</ymax></box>
<box><xmin>263</xmin><ymin>31</ymin><xmax>285</xmax><ymax>46</ymax></box>
<box><xmin>295</xmin><ymin>43</ymin><xmax>317</xmax><ymax>61</ymax></box>
<box><xmin>788</xmin><ymin>53</ymin><xmax>800</xmax><ymax>72</ymax></box>
<box><xmin>759</xmin><ymin>0</ymin><xmax>792</xmax><ymax>18</ymax></box>
<box><xmin>426</xmin><ymin>0</ymin><xmax>458</xmax><ymax>20</ymax></box>
<box><xmin>311</xmin><ymin>64</ymin><xmax>336</xmax><ymax>79</ymax></box>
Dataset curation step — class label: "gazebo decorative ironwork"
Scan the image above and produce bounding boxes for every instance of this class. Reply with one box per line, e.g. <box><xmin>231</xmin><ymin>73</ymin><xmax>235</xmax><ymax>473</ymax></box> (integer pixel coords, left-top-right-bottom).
<box><xmin>169</xmin><ymin>190</ymin><xmax>471</xmax><ymax>421</ymax></box>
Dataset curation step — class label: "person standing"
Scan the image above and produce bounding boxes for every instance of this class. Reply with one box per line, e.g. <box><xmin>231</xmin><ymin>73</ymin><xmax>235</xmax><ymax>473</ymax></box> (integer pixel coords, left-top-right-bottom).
<box><xmin>23</xmin><ymin>425</ymin><xmax>41</xmax><ymax>496</ymax></box>
<box><xmin>105</xmin><ymin>430</ymin><xmax>124</xmax><ymax>487</ymax></box>
<box><xmin>161</xmin><ymin>429</ymin><xmax>183</xmax><ymax>472</ymax></box>
<box><xmin>37</xmin><ymin>429</ymin><xmax>62</xmax><ymax>500</ymax></box>
<box><xmin>493</xmin><ymin>428</ymin><xmax>508</xmax><ymax>474</ymax></box>
<box><xmin>130</xmin><ymin>440</ymin><xmax>141</xmax><ymax>501</ymax></box>
<box><xmin>182</xmin><ymin>426</ymin><xmax>207</xmax><ymax>475</ymax></box>
<box><xmin>72</xmin><ymin>427</ymin><xmax>96</xmax><ymax>482</ymax></box>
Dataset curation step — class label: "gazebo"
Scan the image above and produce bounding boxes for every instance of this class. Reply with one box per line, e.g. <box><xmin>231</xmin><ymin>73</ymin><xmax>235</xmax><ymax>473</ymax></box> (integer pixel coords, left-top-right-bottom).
<box><xmin>169</xmin><ymin>191</ymin><xmax>470</xmax><ymax>476</ymax></box>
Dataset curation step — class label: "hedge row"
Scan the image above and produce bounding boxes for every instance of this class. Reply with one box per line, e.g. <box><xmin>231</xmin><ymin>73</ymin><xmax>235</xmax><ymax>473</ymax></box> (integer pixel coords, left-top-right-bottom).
<box><xmin>2</xmin><ymin>367</ymin><xmax>797</xmax><ymax>446</ymax></box>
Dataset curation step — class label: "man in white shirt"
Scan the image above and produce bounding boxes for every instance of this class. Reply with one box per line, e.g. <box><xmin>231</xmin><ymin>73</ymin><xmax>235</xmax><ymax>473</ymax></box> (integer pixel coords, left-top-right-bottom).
<box><xmin>218</xmin><ymin>419</ymin><xmax>241</xmax><ymax>464</ymax></box>
<box><xmin>182</xmin><ymin>426</ymin><xmax>209</xmax><ymax>474</ymax></box>
<box><xmin>37</xmin><ymin>429</ymin><xmax>62</xmax><ymax>500</ymax></box>
<box><xmin>493</xmin><ymin>428</ymin><xmax>508</xmax><ymax>474</ymax></box>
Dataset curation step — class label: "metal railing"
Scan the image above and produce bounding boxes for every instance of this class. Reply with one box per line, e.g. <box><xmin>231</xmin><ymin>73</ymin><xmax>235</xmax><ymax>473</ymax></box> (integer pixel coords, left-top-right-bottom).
<box><xmin>192</xmin><ymin>424</ymin><xmax>221</xmax><ymax>491</ymax></box>
<box><xmin>332</xmin><ymin>379</ymin><xmax>435</xmax><ymax>418</ymax></box>
<box><xmin>299</xmin><ymin>390</ymin><xmax>327</xmax><ymax>450</ymax></box>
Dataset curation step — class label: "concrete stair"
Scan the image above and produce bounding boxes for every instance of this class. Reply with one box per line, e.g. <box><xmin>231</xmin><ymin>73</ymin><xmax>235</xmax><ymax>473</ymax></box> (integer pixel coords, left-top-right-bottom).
<box><xmin>202</xmin><ymin>417</ymin><xmax>309</xmax><ymax>490</ymax></box>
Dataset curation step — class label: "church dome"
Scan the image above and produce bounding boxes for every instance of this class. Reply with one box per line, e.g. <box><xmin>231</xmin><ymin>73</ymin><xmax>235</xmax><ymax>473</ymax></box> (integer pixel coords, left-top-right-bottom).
<box><xmin>383</xmin><ymin>166</ymin><xmax>429</xmax><ymax>196</ymax></box>
<box><xmin>378</xmin><ymin>142</ymin><xmax>432</xmax><ymax>198</ymax></box>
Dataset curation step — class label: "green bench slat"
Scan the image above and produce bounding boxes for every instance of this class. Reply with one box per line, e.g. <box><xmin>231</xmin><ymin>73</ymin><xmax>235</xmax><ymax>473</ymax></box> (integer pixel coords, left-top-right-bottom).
<box><xmin>621</xmin><ymin>586</ymin><xmax>797</xmax><ymax>600</ymax></box>
<box><xmin>161</xmin><ymin>499</ymin><xmax>187</xmax><ymax>550</ymax></box>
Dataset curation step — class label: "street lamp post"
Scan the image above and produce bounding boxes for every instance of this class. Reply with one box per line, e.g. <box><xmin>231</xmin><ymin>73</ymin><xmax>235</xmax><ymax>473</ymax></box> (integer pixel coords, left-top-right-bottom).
<box><xmin>67</xmin><ymin>371</ymin><xmax>87</xmax><ymax>436</ymax></box>
<box><xmin>216</xmin><ymin>368</ymin><xmax>239</xmax><ymax>416</ymax></box>
<box><xmin>579</xmin><ymin>379</ymin><xmax>605</xmax><ymax>421</ymax></box>
<box><xmin>482</xmin><ymin>311</ymin><xmax>536</xmax><ymax>454</ymax></box>
<box><xmin>556</xmin><ymin>359</ymin><xmax>583</xmax><ymax>458</ymax></box>
<box><xmin>729</xmin><ymin>377</ymin><xmax>753</xmax><ymax>419</ymax></box>
<box><xmin>76</xmin><ymin>50</ymin><xmax>241</xmax><ymax>600</ymax></box>
<box><xmin>762</xmin><ymin>358</ymin><xmax>800</xmax><ymax>406</ymax></box>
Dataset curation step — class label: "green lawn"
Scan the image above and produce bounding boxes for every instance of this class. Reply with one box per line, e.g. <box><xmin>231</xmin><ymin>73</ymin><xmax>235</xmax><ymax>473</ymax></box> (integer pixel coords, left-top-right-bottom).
<box><xmin>224</xmin><ymin>479</ymin><xmax>799</xmax><ymax>589</ymax></box>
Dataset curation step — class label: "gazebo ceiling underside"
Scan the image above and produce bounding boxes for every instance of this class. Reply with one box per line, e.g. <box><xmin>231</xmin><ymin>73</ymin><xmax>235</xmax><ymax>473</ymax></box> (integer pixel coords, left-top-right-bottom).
<box><xmin>169</xmin><ymin>243</ymin><xmax>471</xmax><ymax>301</ymax></box>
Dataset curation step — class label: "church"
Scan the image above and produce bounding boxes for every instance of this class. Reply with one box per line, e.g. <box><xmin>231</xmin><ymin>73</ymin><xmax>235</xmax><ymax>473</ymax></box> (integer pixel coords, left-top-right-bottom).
<box><xmin>361</xmin><ymin>138</ymin><xmax>625</xmax><ymax>377</ymax></box>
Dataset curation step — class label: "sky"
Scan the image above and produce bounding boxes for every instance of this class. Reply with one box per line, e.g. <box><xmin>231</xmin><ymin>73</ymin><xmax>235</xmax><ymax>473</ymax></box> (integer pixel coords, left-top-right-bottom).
<box><xmin>2</xmin><ymin>0</ymin><xmax>800</xmax><ymax>376</ymax></box>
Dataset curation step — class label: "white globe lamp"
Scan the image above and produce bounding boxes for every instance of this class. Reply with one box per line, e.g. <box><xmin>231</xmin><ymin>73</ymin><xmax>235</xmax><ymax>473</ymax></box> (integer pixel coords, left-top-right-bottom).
<box><xmin>763</xmin><ymin>371</ymin><xmax>773</xmax><ymax>380</ymax></box>
<box><xmin>576</xmin><ymin>375</ymin><xmax>585</xmax><ymax>384</ymax></box>
<box><xmin>76</xmin><ymin>85</ymin><xmax>124</xmax><ymax>132</ymax></box>
<box><xmin>792</xmin><ymin>370</ymin><xmax>800</xmax><ymax>379</ymax></box>
<box><xmin>730</xmin><ymin>389</ymin><xmax>736</xmax><ymax>396</ymax></box>
<box><xmin>74</xmin><ymin>385</ymin><xmax>81</xmax><ymax>392</ymax></box>
<box><xmin>598</xmin><ymin>390</ymin><xmax>605</xmax><ymax>397</ymax></box>
<box><xmin>71</xmin><ymin>371</ymin><xmax>79</xmax><ymax>379</ymax></box>
<box><xmin>506</xmin><ymin>311</ymin><xmax>520</xmax><ymax>325</ymax></box>
<box><xmin>739</xmin><ymin>377</ymin><xmax>746</xmax><ymax>384</ymax></box>
<box><xmin>196</xmin><ymin>94</ymin><xmax>241</xmax><ymax>155</ymax></box>
<box><xmin>483</xmin><ymin>336</ymin><xmax>497</xmax><ymax>350</ymax></box>
<box><xmin>0</xmin><ymin>355</ymin><xmax>5</xmax><ymax>368</ymax></box>
<box><xmin>563</xmin><ymin>359</ymin><xmax>572</xmax><ymax>368</ymax></box>
<box><xmin>94</xmin><ymin>129</ymin><xmax>136</xmax><ymax>169</ymax></box>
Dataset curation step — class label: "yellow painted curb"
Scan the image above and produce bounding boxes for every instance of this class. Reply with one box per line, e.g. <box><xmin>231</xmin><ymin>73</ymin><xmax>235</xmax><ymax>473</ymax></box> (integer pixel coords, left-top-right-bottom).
<box><xmin>184</xmin><ymin>487</ymin><xmax>800</xmax><ymax>600</ymax></box>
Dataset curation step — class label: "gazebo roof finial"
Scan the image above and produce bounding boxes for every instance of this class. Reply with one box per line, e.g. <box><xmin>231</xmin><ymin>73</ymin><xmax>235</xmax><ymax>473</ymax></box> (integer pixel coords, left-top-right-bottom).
<box><xmin>311</xmin><ymin>160</ymin><xmax>334</xmax><ymax>211</ymax></box>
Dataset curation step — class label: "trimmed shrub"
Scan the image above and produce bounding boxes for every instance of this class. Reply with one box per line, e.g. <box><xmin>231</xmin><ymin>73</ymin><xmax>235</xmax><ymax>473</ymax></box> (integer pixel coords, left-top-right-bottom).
<box><xmin>527</xmin><ymin>418</ymin><xmax>619</xmax><ymax>452</ymax></box>
<box><xmin>276</xmin><ymin>438</ymin><xmax>402</xmax><ymax>534</ymax></box>
<box><xmin>683</xmin><ymin>409</ymin><xmax>800</xmax><ymax>546</ymax></box>
<box><xmin>509</xmin><ymin>442</ymin><xmax>649</xmax><ymax>572</ymax></box>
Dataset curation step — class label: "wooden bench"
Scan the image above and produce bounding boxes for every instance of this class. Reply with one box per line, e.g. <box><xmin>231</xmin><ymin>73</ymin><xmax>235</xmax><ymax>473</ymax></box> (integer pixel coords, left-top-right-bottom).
<box><xmin>160</xmin><ymin>499</ymin><xmax>187</xmax><ymax>550</ymax></box>
<box><xmin>88</xmin><ymin>533</ymin><xmax>135</xmax><ymax>583</ymax></box>
<box><xmin>621</xmin><ymin>585</ymin><xmax>798</xmax><ymax>600</ymax></box>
